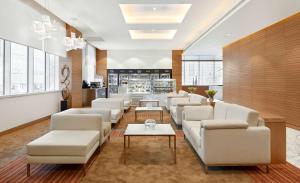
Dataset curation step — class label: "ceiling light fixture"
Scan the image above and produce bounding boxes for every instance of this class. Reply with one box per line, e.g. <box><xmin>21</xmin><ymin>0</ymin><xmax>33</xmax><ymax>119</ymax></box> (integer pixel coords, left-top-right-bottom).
<box><xmin>64</xmin><ymin>32</ymin><xmax>87</xmax><ymax>51</ymax></box>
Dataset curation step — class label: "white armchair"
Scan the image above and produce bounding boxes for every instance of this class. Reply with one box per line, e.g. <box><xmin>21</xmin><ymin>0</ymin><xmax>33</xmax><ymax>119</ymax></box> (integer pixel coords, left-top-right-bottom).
<box><xmin>109</xmin><ymin>93</ymin><xmax>132</xmax><ymax>111</ymax></box>
<box><xmin>170</xmin><ymin>94</ymin><xmax>207</xmax><ymax>125</ymax></box>
<box><xmin>182</xmin><ymin>102</ymin><xmax>271</xmax><ymax>173</ymax></box>
<box><xmin>92</xmin><ymin>98</ymin><xmax>124</xmax><ymax>123</ymax></box>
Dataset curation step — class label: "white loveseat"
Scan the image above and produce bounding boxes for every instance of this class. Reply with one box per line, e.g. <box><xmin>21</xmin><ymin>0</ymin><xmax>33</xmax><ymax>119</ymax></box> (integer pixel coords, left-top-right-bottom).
<box><xmin>170</xmin><ymin>94</ymin><xmax>207</xmax><ymax>125</ymax></box>
<box><xmin>109</xmin><ymin>93</ymin><xmax>132</xmax><ymax>111</ymax></box>
<box><xmin>182</xmin><ymin>102</ymin><xmax>271</xmax><ymax>173</ymax></box>
<box><xmin>92</xmin><ymin>98</ymin><xmax>124</xmax><ymax>123</ymax></box>
<box><xmin>26</xmin><ymin>108</ymin><xmax>112</xmax><ymax>176</ymax></box>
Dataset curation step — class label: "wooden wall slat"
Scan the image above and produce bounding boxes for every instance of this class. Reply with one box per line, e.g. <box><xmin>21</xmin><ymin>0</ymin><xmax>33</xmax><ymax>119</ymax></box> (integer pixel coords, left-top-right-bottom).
<box><xmin>96</xmin><ymin>49</ymin><xmax>107</xmax><ymax>87</ymax></box>
<box><xmin>223</xmin><ymin>12</ymin><xmax>300</xmax><ymax>129</ymax></box>
<box><xmin>172</xmin><ymin>50</ymin><xmax>183</xmax><ymax>92</ymax></box>
<box><xmin>66</xmin><ymin>24</ymin><xmax>83</xmax><ymax>108</ymax></box>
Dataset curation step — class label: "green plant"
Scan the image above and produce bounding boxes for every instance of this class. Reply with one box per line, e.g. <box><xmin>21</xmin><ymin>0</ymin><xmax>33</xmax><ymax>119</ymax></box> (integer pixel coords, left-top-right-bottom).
<box><xmin>205</xmin><ymin>89</ymin><xmax>217</xmax><ymax>98</ymax></box>
<box><xmin>187</xmin><ymin>86</ymin><xmax>197</xmax><ymax>93</ymax></box>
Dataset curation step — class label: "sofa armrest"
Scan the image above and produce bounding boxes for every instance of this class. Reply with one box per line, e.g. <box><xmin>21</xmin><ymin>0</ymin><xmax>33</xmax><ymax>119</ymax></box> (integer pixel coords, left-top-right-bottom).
<box><xmin>201</xmin><ymin>120</ymin><xmax>248</xmax><ymax>130</ymax></box>
<box><xmin>200</xmin><ymin>126</ymin><xmax>271</xmax><ymax>164</ymax></box>
<box><xmin>177</xmin><ymin>102</ymin><xmax>202</xmax><ymax>107</ymax></box>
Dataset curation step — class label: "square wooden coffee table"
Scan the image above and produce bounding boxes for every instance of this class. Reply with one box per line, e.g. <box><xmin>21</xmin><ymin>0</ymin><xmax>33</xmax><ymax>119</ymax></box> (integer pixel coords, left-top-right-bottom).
<box><xmin>135</xmin><ymin>107</ymin><xmax>163</xmax><ymax>122</ymax></box>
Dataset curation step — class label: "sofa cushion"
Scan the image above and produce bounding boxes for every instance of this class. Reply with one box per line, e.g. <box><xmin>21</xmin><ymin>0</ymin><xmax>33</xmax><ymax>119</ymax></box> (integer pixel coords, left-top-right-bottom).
<box><xmin>184</xmin><ymin>106</ymin><xmax>213</xmax><ymax>121</ymax></box>
<box><xmin>27</xmin><ymin>130</ymin><xmax>99</xmax><ymax>156</ymax></box>
<box><xmin>214</xmin><ymin>102</ymin><xmax>230</xmax><ymax>120</ymax></box>
<box><xmin>226</xmin><ymin>104</ymin><xmax>259</xmax><ymax>126</ymax></box>
<box><xmin>190</xmin><ymin>127</ymin><xmax>201</xmax><ymax>148</ymax></box>
<box><xmin>111</xmin><ymin>109</ymin><xmax>121</xmax><ymax>120</ymax></box>
<box><xmin>189</xmin><ymin>94</ymin><xmax>207</xmax><ymax>104</ymax></box>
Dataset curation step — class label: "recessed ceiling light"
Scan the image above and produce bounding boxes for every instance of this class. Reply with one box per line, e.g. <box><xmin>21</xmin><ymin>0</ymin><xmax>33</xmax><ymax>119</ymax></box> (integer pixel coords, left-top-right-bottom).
<box><xmin>225</xmin><ymin>33</ymin><xmax>232</xmax><ymax>37</ymax></box>
<box><xmin>119</xmin><ymin>4</ymin><xmax>192</xmax><ymax>24</ymax></box>
<box><xmin>129</xmin><ymin>30</ymin><xmax>177</xmax><ymax>40</ymax></box>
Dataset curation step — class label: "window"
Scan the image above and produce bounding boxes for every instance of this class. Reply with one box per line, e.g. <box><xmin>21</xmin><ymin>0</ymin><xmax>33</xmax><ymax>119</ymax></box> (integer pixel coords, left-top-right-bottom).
<box><xmin>46</xmin><ymin>53</ymin><xmax>59</xmax><ymax>91</ymax></box>
<box><xmin>33</xmin><ymin>49</ymin><xmax>45</xmax><ymax>92</ymax></box>
<box><xmin>0</xmin><ymin>39</ymin><xmax>3</xmax><ymax>95</ymax></box>
<box><xmin>182</xmin><ymin>60</ymin><xmax>223</xmax><ymax>86</ymax></box>
<box><xmin>10</xmin><ymin>43</ymin><xmax>28</xmax><ymax>94</ymax></box>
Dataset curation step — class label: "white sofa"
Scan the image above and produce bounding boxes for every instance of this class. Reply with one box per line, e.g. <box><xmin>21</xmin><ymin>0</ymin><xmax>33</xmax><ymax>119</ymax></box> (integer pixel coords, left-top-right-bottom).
<box><xmin>26</xmin><ymin>108</ymin><xmax>112</xmax><ymax>176</ymax></box>
<box><xmin>166</xmin><ymin>90</ymin><xmax>189</xmax><ymax>111</ymax></box>
<box><xmin>92</xmin><ymin>98</ymin><xmax>124</xmax><ymax>123</ymax></box>
<box><xmin>170</xmin><ymin>94</ymin><xmax>207</xmax><ymax>125</ymax></box>
<box><xmin>110</xmin><ymin>93</ymin><xmax>132</xmax><ymax>111</ymax></box>
<box><xmin>182</xmin><ymin>102</ymin><xmax>271</xmax><ymax>173</ymax></box>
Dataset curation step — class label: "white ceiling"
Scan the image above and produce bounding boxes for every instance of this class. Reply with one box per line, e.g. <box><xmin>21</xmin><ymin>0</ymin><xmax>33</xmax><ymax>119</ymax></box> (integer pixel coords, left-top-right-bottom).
<box><xmin>34</xmin><ymin>0</ymin><xmax>243</xmax><ymax>50</ymax></box>
<box><xmin>184</xmin><ymin>0</ymin><xmax>300</xmax><ymax>58</ymax></box>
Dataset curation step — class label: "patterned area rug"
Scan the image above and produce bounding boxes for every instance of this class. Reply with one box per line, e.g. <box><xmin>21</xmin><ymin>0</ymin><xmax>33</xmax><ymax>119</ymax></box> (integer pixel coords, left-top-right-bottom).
<box><xmin>0</xmin><ymin>130</ymin><xmax>299</xmax><ymax>182</ymax></box>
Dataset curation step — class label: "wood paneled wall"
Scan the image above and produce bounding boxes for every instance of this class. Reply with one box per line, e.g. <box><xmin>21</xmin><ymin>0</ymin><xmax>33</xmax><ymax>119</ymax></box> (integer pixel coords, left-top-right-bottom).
<box><xmin>66</xmin><ymin>24</ymin><xmax>83</xmax><ymax>108</ymax></box>
<box><xmin>172</xmin><ymin>50</ymin><xmax>183</xmax><ymax>92</ymax></box>
<box><xmin>182</xmin><ymin>86</ymin><xmax>209</xmax><ymax>96</ymax></box>
<box><xmin>96</xmin><ymin>49</ymin><xmax>107</xmax><ymax>87</ymax></box>
<box><xmin>223</xmin><ymin>13</ymin><xmax>300</xmax><ymax>129</ymax></box>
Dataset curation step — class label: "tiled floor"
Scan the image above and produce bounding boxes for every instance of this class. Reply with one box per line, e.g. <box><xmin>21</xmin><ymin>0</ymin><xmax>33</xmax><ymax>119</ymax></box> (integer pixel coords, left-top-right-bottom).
<box><xmin>287</xmin><ymin>127</ymin><xmax>300</xmax><ymax>168</ymax></box>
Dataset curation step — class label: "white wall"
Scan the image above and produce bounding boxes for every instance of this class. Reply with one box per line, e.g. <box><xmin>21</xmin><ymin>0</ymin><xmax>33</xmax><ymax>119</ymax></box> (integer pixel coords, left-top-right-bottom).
<box><xmin>107</xmin><ymin>50</ymin><xmax>172</xmax><ymax>69</ymax></box>
<box><xmin>0</xmin><ymin>0</ymin><xmax>67</xmax><ymax>132</ymax></box>
<box><xmin>0</xmin><ymin>0</ymin><xmax>66</xmax><ymax>57</ymax></box>
<box><xmin>0</xmin><ymin>92</ymin><xmax>61</xmax><ymax>132</ymax></box>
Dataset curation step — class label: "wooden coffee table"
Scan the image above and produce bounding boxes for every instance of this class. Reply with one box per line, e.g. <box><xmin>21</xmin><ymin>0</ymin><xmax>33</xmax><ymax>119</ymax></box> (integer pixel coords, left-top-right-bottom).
<box><xmin>123</xmin><ymin>124</ymin><xmax>176</xmax><ymax>164</ymax></box>
<box><xmin>135</xmin><ymin>107</ymin><xmax>163</xmax><ymax>121</ymax></box>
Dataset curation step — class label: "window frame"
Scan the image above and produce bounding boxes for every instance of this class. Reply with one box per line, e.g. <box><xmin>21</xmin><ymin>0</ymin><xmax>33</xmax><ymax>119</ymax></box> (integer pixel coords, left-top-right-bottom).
<box><xmin>0</xmin><ymin>37</ymin><xmax>61</xmax><ymax>98</ymax></box>
<box><xmin>181</xmin><ymin>59</ymin><xmax>223</xmax><ymax>86</ymax></box>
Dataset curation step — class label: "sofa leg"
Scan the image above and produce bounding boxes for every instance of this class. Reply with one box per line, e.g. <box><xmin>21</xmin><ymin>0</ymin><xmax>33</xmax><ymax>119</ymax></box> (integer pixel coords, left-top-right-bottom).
<box><xmin>266</xmin><ymin>165</ymin><xmax>269</xmax><ymax>173</ymax></box>
<box><xmin>204</xmin><ymin>165</ymin><xmax>208</xmax><ymax>174</ymax></box>
<box><xmin>108</xmin><ymin>135</ymin><xmax>111</xmax><ymax>141</ymax></box>
<box><xmin>82</xmin><ymin>164</ymin><xmax>87</xmax><ymax>176</ymax></box>
<box><xmin>27</xmin><ymin>164</ymin><xmax>30</xmax><ymax>177</ymax></box>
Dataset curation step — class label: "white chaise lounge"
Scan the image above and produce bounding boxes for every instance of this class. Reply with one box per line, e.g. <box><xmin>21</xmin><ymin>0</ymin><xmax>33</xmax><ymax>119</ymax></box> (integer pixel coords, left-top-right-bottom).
<box><xmin>26</xmin><ymin>108</ymin><xmax>112</xmax><ymax>176</ymax></box>
<box><xmin>182</xmin><ymin>102</ymin><xmax>271</xmax><ymax>173</ymax></box>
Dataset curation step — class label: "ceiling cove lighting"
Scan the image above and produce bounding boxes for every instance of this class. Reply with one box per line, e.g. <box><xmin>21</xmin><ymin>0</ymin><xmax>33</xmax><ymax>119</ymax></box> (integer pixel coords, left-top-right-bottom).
<box><xmin>129</xmin><ymin>30</ymin><xmax>177</xmax><ymax>40</ymax></box>
<box><xmin>120</xmin><ymin>4</ymin><xmax>192</xmax><ymax>24</ymax></box>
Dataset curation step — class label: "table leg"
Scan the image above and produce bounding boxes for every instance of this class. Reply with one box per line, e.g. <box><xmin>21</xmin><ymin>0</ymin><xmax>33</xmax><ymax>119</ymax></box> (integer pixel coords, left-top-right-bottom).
<box><xmin>174</xmin><ymin>135</ymin><xmax>176</xmax><ymax>164</ymax></box>
<box><xmin>128</xmin><ymin>136</ymin><xmax>130</xmax><ymax>148</ymax></box>
<box><xmin>124</xmin><ymin>136</ymin><xmax>126</xmax><ymax>164</ymax></box>
<box><xmin>135</xmin><ymin>111</ymin><xmax>137</xmax><ymax>121</ymax></box>
<box><xmin>169</xmin><ymin>136</ymin><xmax>171</xmax><ymax>148</ymax></box>
<box><xmin>161</xmin><ymin>111</ymin><xmax>163</xmax><ymax>122</ymax></box>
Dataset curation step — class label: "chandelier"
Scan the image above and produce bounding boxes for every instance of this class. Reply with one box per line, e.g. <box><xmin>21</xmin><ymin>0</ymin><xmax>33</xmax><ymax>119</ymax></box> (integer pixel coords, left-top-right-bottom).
<box><xmin>33</xmin><ymin>15</ymin><xmax>57</xmax><ymax>40</ymax></box>
<box><xmin>64</xmin><ymin>32</ymin><xmax>87</xmax><ymax>51</ymax></box>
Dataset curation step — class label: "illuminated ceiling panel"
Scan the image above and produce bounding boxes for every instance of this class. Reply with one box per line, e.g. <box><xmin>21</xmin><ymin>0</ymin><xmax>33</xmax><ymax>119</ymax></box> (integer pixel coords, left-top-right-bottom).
<box><xmin>120</xmin><ymin>4</ymin><xmax>192</xmax><ymax>24</ymax></box>
<box><xmin>129</xmin><ymin>30</ymin><xmax>177</xmax><ymax>40</ymax></box>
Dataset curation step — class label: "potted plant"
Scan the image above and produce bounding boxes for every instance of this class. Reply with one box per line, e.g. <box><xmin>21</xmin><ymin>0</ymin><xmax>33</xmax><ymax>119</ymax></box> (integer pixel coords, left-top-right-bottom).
<box><xmin>187</xmin><ymin>86</ymin><xmax>197</xmax><ymax>93</ymax></box>
<box><xmin>205</xmin><ymin>89</ymin><xmax>217</xmax><ymax>103</ymax></box>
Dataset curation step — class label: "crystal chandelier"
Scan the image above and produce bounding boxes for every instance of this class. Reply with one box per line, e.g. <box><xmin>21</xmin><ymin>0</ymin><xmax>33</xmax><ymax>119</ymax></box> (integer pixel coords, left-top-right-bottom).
<box><xmin>33</xmin><ymin>15</ymin><xmax>57</xmax><ymax>40</ymax></box>
<box><xmin>64</xmin><ymin>32</ymin><xmax>87</xmax><ymax>51</ymax></box>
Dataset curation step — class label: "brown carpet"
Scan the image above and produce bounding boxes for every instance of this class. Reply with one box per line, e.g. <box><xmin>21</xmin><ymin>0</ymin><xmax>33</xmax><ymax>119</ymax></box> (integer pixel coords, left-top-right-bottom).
<box><xmin>0</xmin><ymin>107</ymin><xmax>299</xmax><ymax>182</ymax></box>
